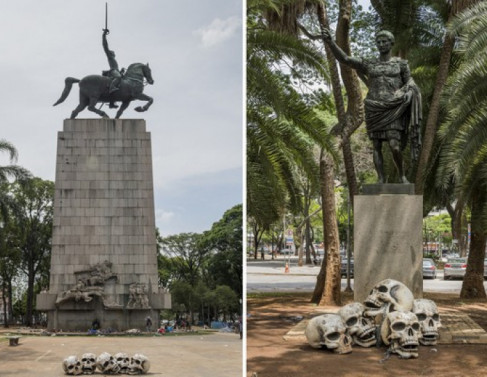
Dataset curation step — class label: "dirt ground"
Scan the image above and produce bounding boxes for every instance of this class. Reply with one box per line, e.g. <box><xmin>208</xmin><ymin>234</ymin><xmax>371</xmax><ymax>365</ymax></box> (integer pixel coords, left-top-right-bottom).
<box><xmin>247</xmin><ymin>292</ymin><xmax>487</xmax><ymax>377</ymax></box>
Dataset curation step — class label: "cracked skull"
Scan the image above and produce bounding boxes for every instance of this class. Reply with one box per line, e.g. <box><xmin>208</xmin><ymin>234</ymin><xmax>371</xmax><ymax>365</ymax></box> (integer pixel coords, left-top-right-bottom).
<box><xmin>80</xmin><ymin>353</ymin><xmax>96</xmax><ymax>375</ymax></box>
<box><xmin>305</xmin><ymin>314</ymin><xmax>352</xmax><ymax>354</ymax></box>
<box><xmin>114</xmin><ymin>352</ymin><xmax>130</xmax><ymax>374</ymax></box>
<box><xmin>63</xmin><ymin>355</ymin><xmax>83</xmax><ymax>376</ymax></box>
<box><xmin>128</xmin><ymin>353</ymin><xmax>151</xmax><ymax>375</ymax></box>
<box><xmin>96</xmin><ymin>352</ymin><xmax>120</xmax><ymax>374</ymax></box>
<box><xmin>412</xmin><ymin>299</ymin><xmax>441</xmax><ymax>345</ymax></box>
<box><xmin>338</xmin><ymin>302</ymin><xmax>376</xmax><ymax>347</ymax></box>
<box><xmin>381</xmin><ymin>311</ymin><xmax>420</xmax><ymax>359</ymax></box>
<box><xmin>364</xmin><ymin>279</ymin><xmax>414</xmax><ymax>319</ymax></box>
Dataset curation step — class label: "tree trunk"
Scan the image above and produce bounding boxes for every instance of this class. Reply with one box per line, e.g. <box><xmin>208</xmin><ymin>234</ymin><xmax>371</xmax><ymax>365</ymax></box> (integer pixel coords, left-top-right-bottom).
<box><xmin>415</xmin><ymin>33</ymin><xmax>455</xmax><ymax>193</ymax></box>
<box><xmin>315</xmin><ymin>1</ymin><xmax>363</xmax><ymax>203</ymax></box>
<box><xmin>313</xmin><ymin>150</ymin><xmax>341</xmax><ymax>306</ymax></box>
<box><xmin>460</xmin><ymin>189</ymin><xmax>486</xmax><ymax>299</ymax></box>
<box><xmin>2</xmin><ymin>282</ymin><xmax>8</xmax><ymax>328</ymax></box>
<box><xmin>305</xmin><ymin>218</ymin><xmax>312</xmax><ymax>264</ymax></box>
<box><xmin>311</xmin><ymin>258</ymin><xmax>327</xmax><ymax>303</ymax></box>
<box><xmin>447</xmin><ymin>199</ymin><xmax>468</xmax><ymax>257</ymax></box>
<box><xmin>25</xmin><ymin>265</ymin><xmax>35</xmax><ymax>326</ymax></box>
<box><xmin>296</xmin><ymin>225</ymin><xmax>304</xmax><ymax>266</ymax></box>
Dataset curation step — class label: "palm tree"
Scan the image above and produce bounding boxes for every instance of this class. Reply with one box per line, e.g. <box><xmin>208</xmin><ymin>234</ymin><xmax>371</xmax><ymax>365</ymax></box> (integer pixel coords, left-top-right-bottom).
<box><xmin>0</xmin><ymin>140</ymin><xmax>29</xmax><ymax>179</ymax></box>
<box><xmin>415</xmin><ymin>0</ymin><xmax>480</xmax><ymax>194</ymax></box>
<box><xmin>247</xmin><ymin>0</ymin><xmax>333</xmax><ymax>233</ymax></box>
<box><xmin>435</xmin><ymin>1</ymin><xmax>487</xmax><ymax>298</ymax></box>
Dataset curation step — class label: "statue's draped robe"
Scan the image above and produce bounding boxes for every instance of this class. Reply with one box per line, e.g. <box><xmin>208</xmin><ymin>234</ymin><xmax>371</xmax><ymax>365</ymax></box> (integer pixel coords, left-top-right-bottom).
<box><xmin>360</xmin><ymin>57</ymin><xmax>422</xmax><ymax>160</ymax></box>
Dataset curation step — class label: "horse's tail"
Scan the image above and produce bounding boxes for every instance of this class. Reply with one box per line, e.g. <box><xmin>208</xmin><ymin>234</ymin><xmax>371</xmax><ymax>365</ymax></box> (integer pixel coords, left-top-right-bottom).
<box><xmin>53</xmin><ymin>77</ymin><xmax>80</xmax><ymax>106</ymax></box>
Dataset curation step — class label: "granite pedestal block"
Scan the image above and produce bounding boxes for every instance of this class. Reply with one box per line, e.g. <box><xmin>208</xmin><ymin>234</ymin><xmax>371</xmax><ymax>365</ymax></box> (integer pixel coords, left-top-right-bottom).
<box><xmin>37</xmin><ymin>119</ymin><xmax>171</xmax><ymax>331</ymax></box>
<box><xmin>354</xmin><ymin>185</ymin><xmax>423</xmax><ymax>302</ymax></box>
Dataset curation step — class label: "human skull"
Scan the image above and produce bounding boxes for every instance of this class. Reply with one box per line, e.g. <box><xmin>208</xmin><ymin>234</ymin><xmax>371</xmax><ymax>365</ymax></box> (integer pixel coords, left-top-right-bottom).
<box><xmin>62</xmin><ymin>355</ymin><xmax>82</xmax><ymax>375</ymax></box>
<box><xmin>380</xmin><ymin>311</ymin><xmax>420</xmax><ymax>359</ymax></box>
<box><xmin>128</xmin><ymin>353</ymin><xmax>151</xmax><ymax>375</ymax></box>
<box><xmin>80</xmin><ymin>353</ymin><xmax>96</xmax><ymax>375</ymax></box>
<box><xmin>96</xmin><ymin>352</ymin><xmax>120</xmax><ymax>374</ymax></box>
<box><xmin>412</xmin><ymin>299</ymin><xmax>441</xmax><ymax>345</ymax></box>
<box><xmin>114</xmin><ymin>352</ymin><xmax>130</xmax><ymax>374</ymax></box>
<box><xmin>364</xmin><ymin>279</ymin><xmax>414</xmax><ymax>319</ymax></box>
<box><xmin>305</xmin><ymin>314</ymin><xmax>352</xmax><ymax>354</ymax></box>
<box><xmin>338</xmin><ymin>302</ymin><xmax>376</xmax><ymax>347</ymax></box>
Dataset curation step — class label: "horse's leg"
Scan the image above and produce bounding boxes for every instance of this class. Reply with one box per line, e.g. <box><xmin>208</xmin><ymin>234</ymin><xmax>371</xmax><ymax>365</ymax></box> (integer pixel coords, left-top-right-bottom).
<box><xmin>87</xmin><ymin>96</ymin><xmax>109</xmax><ymax>118</ymax></box>
<box><xmin>70</xmin><ymin>95</ymin><xmax>89</xmax><ymax>119</ymax></box>
<box><xmin>115</xmin><ymin>101</ymin><xmax>131</xmax><ymax>119</ymax></box>
<box><xmin>133</xmin><ymin>93</ymin><xmax>153</xmax><ymax>112</ymax></box>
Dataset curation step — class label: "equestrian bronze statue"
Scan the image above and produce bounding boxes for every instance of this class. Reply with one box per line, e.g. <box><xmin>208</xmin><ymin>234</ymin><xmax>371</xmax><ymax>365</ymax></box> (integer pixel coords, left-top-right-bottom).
<box><xmin>53</xmin><ymin>27</ymin><xmax>154</xmax><ymax>119</ymax></box>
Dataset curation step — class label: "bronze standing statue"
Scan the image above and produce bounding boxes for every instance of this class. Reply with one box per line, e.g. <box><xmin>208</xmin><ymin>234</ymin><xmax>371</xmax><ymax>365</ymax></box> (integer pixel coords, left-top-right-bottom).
<box><xmin>53</xmin><ymin>5</ymin><xmax>154</xmax><ymax>119</ymax></box>
<box><xmin>322</xmin><ymin>29</ymin><xmax>422</xmax><ymax>184</ymax></box>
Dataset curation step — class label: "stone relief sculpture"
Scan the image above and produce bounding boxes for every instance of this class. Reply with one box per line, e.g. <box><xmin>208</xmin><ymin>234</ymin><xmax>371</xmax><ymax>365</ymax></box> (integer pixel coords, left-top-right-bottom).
<box><xmin>127</xmin><ymin>283</ymin><xmax>151</xmax><ymax>309</ymax></box>
<box><xmin>56</xmin><ymin>260</ymin><xmax>121</xmax><ymax>308</ymax></box>
<box><xmin>321</xmin><ymin>29</ymin><xmax>422</xmax><ymax>184</ymax></box>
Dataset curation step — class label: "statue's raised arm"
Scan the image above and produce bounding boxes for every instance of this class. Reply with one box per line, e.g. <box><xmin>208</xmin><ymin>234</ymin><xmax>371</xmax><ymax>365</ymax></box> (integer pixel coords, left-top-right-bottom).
<box><xmin>321</xmin><ymin>28</ymin><xmax>365</xmax><ymax>74</ymax></box>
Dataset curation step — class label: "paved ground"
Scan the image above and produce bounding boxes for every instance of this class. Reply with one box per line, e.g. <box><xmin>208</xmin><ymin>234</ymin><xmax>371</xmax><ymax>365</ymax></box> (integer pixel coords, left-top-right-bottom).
<box><xmin>0</xmin><ymin>332</ymin><xmax>242</xmax><ymax>377</ymax></box>
<box><xmin>247</xmin><ymin>258</ymin><xmax>486</xmax><ymax>293</ymax></box>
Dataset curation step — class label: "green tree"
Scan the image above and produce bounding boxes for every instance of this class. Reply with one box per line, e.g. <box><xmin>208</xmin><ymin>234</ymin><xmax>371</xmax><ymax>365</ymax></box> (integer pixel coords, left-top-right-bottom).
<box><xmin>0</xmin><ymin>141</ymin><xmax>30</xmax><ymax>326</ymax></box>
<box><xmin>0</xmin><ymin>219</ymin><xmax>21</xmax><ymax>327</ymax></box>
<box><xmin>159</xmin><ymin>233</ymin><xmax>207</xmax><ymax>287</ymax></box>
<box><xmin>214</xmin><ymin>285</ymin><xmax>239</xmax><ymax>321</ymax></box>
<box><xmin>10</xmin><ymin>177</ymin><xmax>54</xmax><ymax>326</ymax></box>
<box><xmin>201</xmin><ymin>205</ymin><xmax>242</xmax><ymax>295</ymax></box>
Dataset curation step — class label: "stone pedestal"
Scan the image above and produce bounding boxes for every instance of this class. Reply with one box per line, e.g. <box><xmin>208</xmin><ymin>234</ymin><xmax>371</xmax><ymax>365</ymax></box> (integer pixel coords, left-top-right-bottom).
<box><xmin>353</xmin><ymin>185</ymin><xmax>423</xmax><ymax>302</ymax></box>
<box><xmin>37</xmin><ymin>119</ymin><xmax>171</xmax><ymax>331</ymax></box>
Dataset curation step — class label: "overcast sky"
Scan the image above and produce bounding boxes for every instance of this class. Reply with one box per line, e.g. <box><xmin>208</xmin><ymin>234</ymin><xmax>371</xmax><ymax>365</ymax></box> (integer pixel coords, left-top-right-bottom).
<box><xmin>0</xmin><ymin>0</ymin><xmax>243</xmax><ymax>236</ymax></box>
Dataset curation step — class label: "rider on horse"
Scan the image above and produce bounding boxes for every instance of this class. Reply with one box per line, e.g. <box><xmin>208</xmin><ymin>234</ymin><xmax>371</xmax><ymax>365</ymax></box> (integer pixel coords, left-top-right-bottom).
<box><xmin>102</xmin><ymin>29</ymin><xmax>123</xmax><ymax>108</ymax></box>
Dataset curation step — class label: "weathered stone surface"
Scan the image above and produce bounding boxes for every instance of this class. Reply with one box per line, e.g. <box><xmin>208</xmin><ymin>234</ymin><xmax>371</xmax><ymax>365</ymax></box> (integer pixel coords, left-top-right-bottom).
<box><xmin>353</xmin><ymin>194</ymin><xmax>423</xmax><ymax>302</ymax></box>
<box><xmin>37</xmin><ymin>119</ymin><xmax>170</xmax><ymax>331</ymax></box>
<box><xmin>362</xmin><ymin>183</ymin><xmax>415</xmax><ymax>195</ymax></box>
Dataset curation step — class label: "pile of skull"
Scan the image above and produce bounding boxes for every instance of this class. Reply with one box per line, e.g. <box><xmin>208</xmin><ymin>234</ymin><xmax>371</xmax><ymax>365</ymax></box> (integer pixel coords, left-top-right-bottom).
<box><xmin>305</xmin><ymin>279</ymin><xmax>441</xmax><ymax>359</ymax></box>
<box><xmin>62</xmin><ymin>352</ymin><xmax>150</xmax><ymax>375</ymax></box>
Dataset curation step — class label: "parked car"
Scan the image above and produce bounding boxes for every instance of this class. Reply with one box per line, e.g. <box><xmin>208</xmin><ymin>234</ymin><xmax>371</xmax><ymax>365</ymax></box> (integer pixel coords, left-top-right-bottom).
<box><xmin>279</xmin><ymin>249</ymin><xmax>294</xmax><ymax>255</ymax></box>
<box><xmin>341</xmin><ymin>258</ymin><xmax>354</xmax><ymax>278</ymax></box>
<box><xmin>422</xmin><ymin>258</ymin><xmax>437</xmax><ymax>279</ymax></box>
<box><xmin>444</xmin><ymin>257</ymin><xmax>467</xmax><ymax>280</ymax></box>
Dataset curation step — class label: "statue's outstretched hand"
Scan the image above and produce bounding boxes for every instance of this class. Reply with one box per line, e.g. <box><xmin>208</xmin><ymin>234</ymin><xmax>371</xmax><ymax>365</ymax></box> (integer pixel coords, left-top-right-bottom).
<box><xmin>103</xmin><ymin>28</ymin><xmax>110</xmax><ymax>35</ymax></box>
<box><xmin>321</xmin><ymin>28</ymin><xmax>332</xmax><ymax>42</ymax></box>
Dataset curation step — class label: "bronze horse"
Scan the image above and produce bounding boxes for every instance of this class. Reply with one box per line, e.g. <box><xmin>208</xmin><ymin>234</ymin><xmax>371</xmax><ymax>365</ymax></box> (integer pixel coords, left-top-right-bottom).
<box><xmin>53</xmin><ymin>62</ymin><xmax>154</xmax><ymax>119</ymax></box>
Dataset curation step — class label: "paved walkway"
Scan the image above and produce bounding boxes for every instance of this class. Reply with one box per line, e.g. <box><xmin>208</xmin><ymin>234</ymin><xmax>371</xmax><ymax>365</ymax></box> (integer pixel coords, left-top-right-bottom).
<box><xmin>0</xmin><ymin>332</ymin><xmax>242</xmax><ymax>376</ymax></box>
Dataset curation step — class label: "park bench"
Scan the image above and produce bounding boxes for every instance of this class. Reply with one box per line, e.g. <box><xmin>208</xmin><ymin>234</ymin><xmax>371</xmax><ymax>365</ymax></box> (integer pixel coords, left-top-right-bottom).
<box><xmin>7</xmin><ymin>336</ymin><xmax>20</xmax><ymax>346</ymax></box>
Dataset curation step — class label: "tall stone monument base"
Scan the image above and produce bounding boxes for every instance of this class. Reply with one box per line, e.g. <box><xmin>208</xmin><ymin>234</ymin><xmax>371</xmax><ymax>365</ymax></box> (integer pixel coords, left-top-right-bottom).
<box><xmin>37</xmin><ymin>119</ymin><xmax>171</xmax><ymax>331</ymax></box>
<box><xmin>353</xmin><ymin>184</ymin><xmax>423</xmax><ymax>302</ymax></box>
